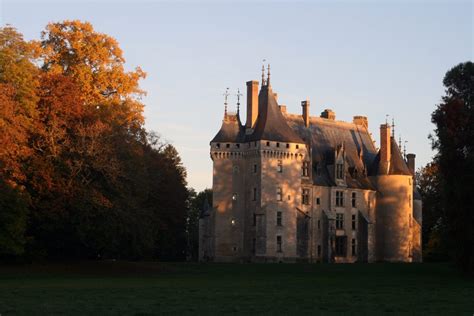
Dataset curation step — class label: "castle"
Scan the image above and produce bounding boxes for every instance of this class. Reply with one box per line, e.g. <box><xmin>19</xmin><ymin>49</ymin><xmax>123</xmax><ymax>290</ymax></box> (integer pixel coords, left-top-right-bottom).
<box><xmin>199</xmin><ymin>67</ymin><xmax>422</xmax><ymax>263</ymax></box>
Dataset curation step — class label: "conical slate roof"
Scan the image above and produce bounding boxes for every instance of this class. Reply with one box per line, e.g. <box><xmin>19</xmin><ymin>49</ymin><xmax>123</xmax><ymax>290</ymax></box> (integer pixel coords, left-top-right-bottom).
<box><xmin>210</xmin><ymin>113</ymin><xmax>244</xmax><ymax>143</ymax></box>
<box><xmin>368</xmin><ymin>137</ymin><xmax>412</xmax><ymax>176</ymax></box>
<box><xmin>246</xmin><ymin>85</ymin><xmax>305</xmax><ymax>144</ymax></box>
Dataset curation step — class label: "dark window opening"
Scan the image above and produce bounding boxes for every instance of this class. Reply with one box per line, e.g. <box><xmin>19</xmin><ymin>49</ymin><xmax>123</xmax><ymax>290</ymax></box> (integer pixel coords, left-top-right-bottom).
<box><xmin>335</xmin><ymin>236</ymin><xmax>347</xmax><ymax>256</ymax></box>
<box><xmin>277</xmin><ymin>236</ymin><xmax>282</xmax><ymax>252</ymax></box>
<box><xmin>352</xmin><ymin>214</ymin><xmax>356</xmax><ymax>230</ymax></box>
<box><xmin>316</xmin><ymin>197</ymin><xmax>320</xmax><ymax>205</ymax></box>
<box><xmin>351</xmin><ymin>192</ymin><xmax>356</xmax><ymax>208</ymax></box>
<box><xmin>352</xmin><ymin>238</ymin><xmax>356</xmax><ymax>256</ymax></box>
<box><xmin>277</xmin><ymin>211</ymin><xmax>282</xmax><ymax>226</ymax></box>
<box><xmin>302</xmin><ymin>189</ymin><xmax>310</xmax><ymax>205</ymax></box>
<box><xmin>336</xmin><ymin>213</ymin><xmax>344</xmax><ymax>229</ymax></box>
<box><xmin>336</xmin><ymin>191</ymin><xmax>344</xmax><ymax>207</ymax></box>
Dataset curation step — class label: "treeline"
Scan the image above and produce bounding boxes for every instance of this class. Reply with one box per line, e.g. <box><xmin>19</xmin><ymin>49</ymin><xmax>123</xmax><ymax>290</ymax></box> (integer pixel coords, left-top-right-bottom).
<box><xmin>0</xmin><ymin>21</ymin><xmax>191</xmax><ymax>261</ymax></box>
<box><xmin>418</xmin><ymin>61</ymin><xmax>473</xmax><ymax>274</ymax></box>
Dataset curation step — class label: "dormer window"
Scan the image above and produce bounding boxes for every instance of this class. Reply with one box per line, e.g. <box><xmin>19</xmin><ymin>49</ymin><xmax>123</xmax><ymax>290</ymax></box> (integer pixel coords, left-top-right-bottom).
<box><xmin>277</xmin><ymin>160</ymin><xmax>283</xmax><ymax>173</ymax></box>
<box><xmin>302</xmin><ymin>161</ymin><xmax>309</xmax><ymax>177</ymax></box>
<box><xmin>336</xmin><ymin>163</ymin><xmax>344</xmax><ymax>179</ymax></box>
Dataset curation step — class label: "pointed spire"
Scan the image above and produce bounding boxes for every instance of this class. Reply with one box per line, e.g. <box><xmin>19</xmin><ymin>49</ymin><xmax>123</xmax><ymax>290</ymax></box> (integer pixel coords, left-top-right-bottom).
<box><xmin>223</xmin><ymin>87</ymin><xmax>230</xmax><ymax>117</ymax></box>
<box><xmin>236</xmin><ymin>88</ymin><xmax>243</xmax><ymax>116</ymax></box>
<box><xmin>267</xmin><ymin>64</ymin><xmax>271</xmax><ymax>86</ymax></box>
<box><xmin>261</xmin><ymin>60</ymin><xmax>266</xmax><ymax>86</ymax></box>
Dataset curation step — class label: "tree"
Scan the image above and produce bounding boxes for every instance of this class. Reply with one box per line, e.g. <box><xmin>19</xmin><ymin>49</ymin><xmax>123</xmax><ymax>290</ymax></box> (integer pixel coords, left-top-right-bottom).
<box><xmin>431</xmin><ymin>61</ymin><xmax>474</xmax><ymax>273</ymax></box>
<box><xmin>186</xmin><ymin>189</ymin><xmax>212</xmax><ymax>261</ymax></box>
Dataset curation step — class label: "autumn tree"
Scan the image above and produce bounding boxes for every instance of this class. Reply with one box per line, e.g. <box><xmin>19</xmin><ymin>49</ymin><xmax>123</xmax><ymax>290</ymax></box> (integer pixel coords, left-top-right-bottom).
<box><xmin>431</xmin><ymin>61</ymin><xmax>474</xmax><ymax>273</ymax></box>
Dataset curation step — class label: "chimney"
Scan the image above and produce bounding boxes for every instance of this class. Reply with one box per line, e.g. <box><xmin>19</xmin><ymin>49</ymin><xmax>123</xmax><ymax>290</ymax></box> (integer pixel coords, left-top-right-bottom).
<box><xmin>246</xmin><ymin>80</ymin><xmax>259</xmax><ymax>128</ymax></box>
<box><xmin>301</xmin><ymin>100</ymin><xmax>310</xmax><ymax>127</ymax></box>
<box><xmin>353</xmin><ymin>116</ymin><xmax>368</xmax><ymax>129</ymax></box>
<box><xmin>380</xmin><ymin>124</ymin><xmax>391</xmax><ymax>173</ymax></box>
<box><xmin>320</xmin><ymin>109</ymin><xmax>336</xmax><ymax>120</ymax></box>
<box><xmin>406</xmin><ymin>153</ymin><xmax>416</xmax><ymax>176</ymax></box>
<box><xmin>279</xmin><ymin>105</ymin><xmax>287</xmax><ymax>114</ymax></box>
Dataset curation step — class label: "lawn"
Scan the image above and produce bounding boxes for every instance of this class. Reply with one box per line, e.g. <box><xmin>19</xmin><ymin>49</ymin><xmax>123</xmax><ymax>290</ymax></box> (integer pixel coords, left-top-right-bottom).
<box><xmin>0</xmin><ymin>261</ymin><xmax>472</xmax><ymax>315</ymax></box>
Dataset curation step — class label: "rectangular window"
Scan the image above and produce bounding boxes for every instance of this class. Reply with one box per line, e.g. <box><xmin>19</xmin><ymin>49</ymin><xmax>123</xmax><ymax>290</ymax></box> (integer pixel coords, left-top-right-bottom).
<box><xmin>277</xmin><ymin>160</ymin><xmax>283</xmax><ymax>173</ymax></box>
<box><xmin>336</xmin><ymin>213</ymin><xmax>344</xmax><ymax>229</ymax></box>
<box><xmin>352</xmin><ymin>238</ymin><xmax>357</xmax><ymax>256</ymax></box>
<box><xmin>352</xmin><ymin>214</ymin><xmax>356</xmax><ymax>230</ymax></box>
<box><xmin>277</xmin><ymin>187</ymin><xmax>282</xmax><ymax>201</ymax></box>
<box><xmin>317</xmin><ymin>245</ymin><xmax>321</xmax><ymax>256</ymax></box>
<box><xmin>253</xmin><ymin>214</ymin><xmax>256</xmax><ymax>226</ymax></box>
<box><xmin>317</xmin><ymin>219</ymin><xmax>321</xmax><ymax>229</ymax></box>
<box><xmin>351</xmin><ymin>192</ymin><xmax>356</xmax><ymax>208</ymax></box>
<box><xmin>302</xmin><ymin>189</ymin><xmax>310</xmax><ymax>205</ymax></box>
<box><xmin>316</xmin><ymin>197</ymin><xmax>320</xmax><ymax>205</ymax></box>
<box><xmin>277</xmin><ymin>235</ymin><xmax>282</xmax><ymax>252</ymax></box>
<box><xmin>336</xmin><ymin>191</ymin><xmax>344</xmax><ymax>207</ymax></box>
<box><xmin>336</xmin><ymin>163</ymin><xmax>344</xmax><ymax>179</ymax></box>
<box><xmin>277</xmin><ymin>211</ymin><xmax>282</xmax><ymax>226</ymax></box>
<box><xmin>276</xmin><ymin>142</ymin><xmax>280</xmax><ymax>148</ymax></box>
<box><xmin>302</xmin><ymin>161</ymin><xmax>309</xmax><ymax>177</ymax></box>
<box><xmin>253</xmin><ymin>164</ymin><xmax>257</xmax><ymax>173</ymax></box>
<box><xmin>253</xmin><ymin>187</ymin><xmax>257</xmax><ymax>201</ymax></box>
<box><xmin>226</xmin><ymin>143</ymin><xmax>230</xmax><ymax>148</ymax></box>
<box><xmin>266</xmin><ymin>141</ymin><xmax>270</xmax><ymax>146</ymax></box>
<box><xmin>335</xmin><ymin>236</ymin><xmax>347</xmax><ymax>256</ymax></box>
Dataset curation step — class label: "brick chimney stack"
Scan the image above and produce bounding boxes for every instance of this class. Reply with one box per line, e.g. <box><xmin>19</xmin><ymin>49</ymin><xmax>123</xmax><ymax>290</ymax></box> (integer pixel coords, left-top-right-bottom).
<box><xmin>301</xmin><ymin>99</ymin><xmax>310</xmax><ymax>127</ymax></box>
<box><xmin>246</xmin><ymin>80</ymin><xmax>259</xmax><ymax>128</ymax></box>
<box><xmin>406</xmin><ymin>153</ymin><xmax>416</xmax><ymax>176</ymax></box>
<box><xmin>380</xmin><ymin>124</ymin><xmax>391</xmax><ymax>173</ymax></box>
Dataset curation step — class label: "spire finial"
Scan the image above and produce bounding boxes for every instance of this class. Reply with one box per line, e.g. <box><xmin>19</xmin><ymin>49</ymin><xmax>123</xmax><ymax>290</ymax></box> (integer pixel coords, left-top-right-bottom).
<box><xmin>385</xmin><ymin>114</ymin><xmax>389</xmax><ymax>125</ymax></box>
<box><xmin>261</xmin><ymin>59</ymin><xmax>266</xmax><ymax>86</ymax></box>
<box><xmin>267</xmin><ymin>64</ymin><xmax>271</xmax><ymax>86</ymax></box>
<box><xmin>391</xmin><ymin>117</ymin><xmax>395</xmax><ymax>137</ymax></box>
<box><xmin>223</xmin><ymin>87</ymin><xmax>229</xmax><ymax>117</ymax></box>
<box><xmin>404</xmin><ymin>140</ymin><xmax>408</xmax><ymax>160</ymax></box>
<box><xmin>236</xmin><ymin>88</ymin><xmax>243</xmax><ymax>115</ymax></box>
<box><xmin>398</xmin><ymin>135</ymin><xmax>402</xmax><ymax>149</ymax></box>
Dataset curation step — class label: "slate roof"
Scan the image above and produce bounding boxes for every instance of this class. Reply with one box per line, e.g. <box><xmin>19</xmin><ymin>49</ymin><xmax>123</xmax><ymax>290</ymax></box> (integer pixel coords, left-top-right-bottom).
<box><xmin>285</xmin><ymin>114</ymin><xmax>378</xmax><ymax>189</ymax></box>
<box><xmin>210</xmin><ymin>113</ymin><xmax>245</xmax><ymax>143</ymax></box>
<box><xmin>367</xmin><ymin>137</ymin><xmax>412</xmax><ymax>176</ymax></box>
<box><xmin>246</xmin><ymin>85</ymin><xmax>305</xmax><ymax>143</ymax></box>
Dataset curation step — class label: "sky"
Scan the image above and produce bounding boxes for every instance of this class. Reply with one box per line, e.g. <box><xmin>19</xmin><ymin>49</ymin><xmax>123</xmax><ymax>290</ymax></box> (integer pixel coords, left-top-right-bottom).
<box><xmin>1</xmin><ymin>0</ymin><xmax>472</xmax><ymax>191</ymax></box>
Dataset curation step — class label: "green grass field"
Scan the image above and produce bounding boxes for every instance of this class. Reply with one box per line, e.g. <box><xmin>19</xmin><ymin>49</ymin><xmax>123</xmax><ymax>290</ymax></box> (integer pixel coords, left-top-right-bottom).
<box><xmin>0</xmin><ymin>262</ymin><xmax>472</xmax><ymax>315</ymax></box>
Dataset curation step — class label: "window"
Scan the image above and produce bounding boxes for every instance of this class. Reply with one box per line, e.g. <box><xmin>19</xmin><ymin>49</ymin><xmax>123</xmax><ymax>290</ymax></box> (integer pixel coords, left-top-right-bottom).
<box><xmin>336</xmin><ymin>163</ymin><xmax>344</xmax><ymax>179</ymax></box>
<box><xmin>277</xmin><ymin>160</ymin><xmax>283</xmax><ymax>173</ymax></box>
<box><xmin>277</xmin><ymin>187</ymin><xmax>282</xmax><ymax>201</ymax></box>
<box><xmin>336</xmin><ymin>191</ymin><xmax>344</xmax><ymax>207</ymax></box>
<box><xmin>276</xmin><ymin>142</ymin><xmax>280</xmax><ymax>148</ymax></box>
<box><xmin>216</xmin><ymin>143</ymin><xmax>220</xmax><ymax>148</ymax></box>
<box><xmin>236</xmin><ymin>144</ymin><xmax>240</xmax><ymax>148</ymax></box>
<box><xmin>335</xmin><ymin>236</ymin><xmax>347</xmax><ymax>256</ymax></box>
<box><xmin>233</xmin><ymin>166</ymin><xmax>239</xmax><ymax>174</ymax></box>
<box><xmin>409</xmin><ymin>194</ymin><xmax>412</xmax><ymax>207</ymax></box>
<box><xmin>266</xmin><ymin>141</ymin><xmax>270</xmax><ymax>146</ymax></box>
<box><xmin>316</xmin><ymin>197</ymin><xmax>321</xmax><ymax>205</ymax></box>
<box><xmin>336</xmin><ymin>213</ymin><xmax>344</xmax><ymax>229</ymax></box>
<box><xmin>286</xmin><ymin>143</ymin><xmax>290</xmax><ymax>148</ymax></box>
<box><xmin>352</xmin><ymin>214</ymin><xmax>356</xmax><ymax>230</ymax></box>
<box><xmin>302</xmin><ymin>161</ymin><xmax>309</xmax><ymax>177</ymax></box>
<box><xmin>296</xmin><ymin>145</ymin><xmax>299</xmax><ymax>149</ymax></box>
<box><xmin>277</xmin><ymin>211</ymin><xmax>282</xmax><ymax>226</ymax></box>
<box><xmin>253</xmin><ymin>164</ymin><xmax>257</xmax><ymax>173</ymax></box>
<box><xmin>253</xmin><ymin>214</ymin><xmax>256</xmax><ymax>226</ymax></box>
<box><xmin>351</xmin><ymin>192</ymin><xmax>357</xmax><ymax>208</ymax></box>
<box><xmin>302</xmin><ymin>189</ymin><xmax>310</xmax><ymax>205</ymax></box>
<box><xmin>253</xmin><ymin>188</ymin><xmax>257</xmax><ymax>201</ymax></box>
<box><xmin>232</xmin><ymin>193</ymin><xmax>238</xmax><ymax>201</ymax></box>
<box><xmin>352</xmin><ymin>238</ymin><xmax>357</xmax><ymax>256</ymax></box>
<box><xmin>226</xmin><ymin>143</ymin><xmax>230</xmax><ymax>148</ymax></box>
<box><xmin>317</xmin><ymin>245</ymin><xmax>321</xmax><ymax>256</ymax></box>
<box><xmin>277</xmin><ymin>235</ymin><xmax>282</xmax><ymax>252</ymax></box>
<box><xmin>254</xmin><ymin>141</ymin><xmax>257</xmax><ymax>147</ymax></box>
<box><xmin>317</xmin><ymin>219</ymin><xmax>321</xmax><ymax>229</ymax></box>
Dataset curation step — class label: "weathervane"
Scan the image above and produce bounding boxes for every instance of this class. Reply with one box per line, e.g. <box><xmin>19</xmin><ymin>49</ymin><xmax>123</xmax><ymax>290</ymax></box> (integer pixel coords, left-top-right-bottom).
<box><xmin>404</xmin><ymin>141</ymin><xmax>408</xmax><ymax>160</ymax></box>
<box><xmin>262</xmin><ymin>59</ymin><xmax>266</xmax><ymax>85</ymax></box>
<box><xmin>398</xmin><ymin>135</ymin><xmax>402</xmax><ymax>149</ymax></box>
<box><xmin>236</xmin><ymin>88</ymin><xmax>243</xmax><ymax>115</ymax></box>
<box><xmin>391</xmin><ymin>117</ymin><xmax>396</xmax><ymax>138</ymax></box>
<box><xmin>267</xmin><ymin>63</ymin><xmax>271</xmax><ymax>86</ymax></box>
<box><xmin>385</xmin><ymin>114</ymin><xmax>389</xmax><ymax>125</ymax></box>
<box><xmin>223</xmin><ymin>87</ymin><xmax>230</xmax><ymax>116</ymax></box>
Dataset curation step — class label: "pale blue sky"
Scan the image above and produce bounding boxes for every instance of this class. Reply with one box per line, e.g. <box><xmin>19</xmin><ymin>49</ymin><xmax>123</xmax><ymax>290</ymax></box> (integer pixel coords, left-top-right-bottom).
<box><xmin>1</xmin><ymin>0</ymin><xmax>472</xmax><ymax>191</ymax></box>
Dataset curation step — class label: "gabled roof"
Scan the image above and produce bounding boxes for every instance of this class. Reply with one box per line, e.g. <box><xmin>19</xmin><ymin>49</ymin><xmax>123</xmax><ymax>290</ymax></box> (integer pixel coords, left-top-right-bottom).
<box><xmin>210</xmin><ymin>113</ymin><xmax>245</xmax><ymax>143</ymax></box>
<box><xmin>246</xmin><ymin>85</ymin><xmax>305</xmax><ymax>144</ymax></box>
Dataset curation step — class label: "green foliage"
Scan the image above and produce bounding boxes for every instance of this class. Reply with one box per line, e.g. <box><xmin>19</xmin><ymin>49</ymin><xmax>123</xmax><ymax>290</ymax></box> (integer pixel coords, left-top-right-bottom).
<box><xmin>431</xmin><ymin>61</ymin><xmax>474</xmax><ymax>274</ymax></box>
<box><xmin>186</xmin><ymin>189</ymin><xmax>212</xmax><ymax>261</ymax></box>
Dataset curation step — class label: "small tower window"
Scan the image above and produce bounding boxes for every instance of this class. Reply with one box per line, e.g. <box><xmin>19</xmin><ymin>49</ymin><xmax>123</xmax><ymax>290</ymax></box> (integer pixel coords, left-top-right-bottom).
<box><xmin>216</xmin><ymin>143</ymin><xmax>220</xmax><ymax>148</ymax></box>
<box><xmin>253</xmin><ymin>164</ymin><xmax>257</xmax><ymax>173</ymax></box>
<box><xmin>318</xmin><ymin>219</ymin><xmax>321</xmax><ymax>229</ymax></box>
<box><xmin>277</xmin><ymin>160</ymin><xmax>283</xmax><ymax>173</ymax></box>
<box><xmin>253</xmin><ymin>214</ymin><xmax>256</xmax><ymax>226</ymax></box>
<box><xmin>302</xmin><ymin>189</ymin><xmax>310</xmax><ymax>205</ymax></box>
<box><xmin>236</xmin><ymin>144</ymin><xmax>240</xmax><ymax>148</ymax></box>
<box><xmin>336</xmin><ymin>213</ymin><xmax>344</xmax><ymax>229</ymax></box>
<box><xmin>351</xmin><ymin>192</ymin><xmax>357</xmax><ymax>208</ymax></box>
<box><xmin>286</xmin><ymin>143</ymin><xmax>290</xmax><ymax>148</ymax></box>
<box><xmin>266</xmin><ymin>141</ymin><xmax>270</xmax><ymax>146</ymax></box>
<box><xmin>316</xmin><ymin>197</ymin><xmax>321</xmax><ymax>205</ymax></box>
<box><xmin>253</xmin><ymin>188</ymin><xmax>257</xmax><ymax>201</ymax></box>
<box><xmin>336</xmin><ymin>191</ymin><xmax>344</xmax><ymax>207</ymax></box>
<box><xmin>277</xmin><ymin>235</ymin><xmax>282</xmax><ymax>252</ymax></box>
<box><xmin>296</xmin><ymin>145</ymin><xmax>299</xmax><ymax>149</ymax></box>
<box><xmin>302</xmin><ymin>161</ymin><xmax>309</xmax><ymax>177</ymax></box>
<box><xmin>352</xmin><ymin>214</ymin><xmax>356</xmax><ymax>230</ymax></box>
<box><xmin>277</xmin><ymin>211</ymin><xmax>282</xmax><ymax>226</ymax></box>
<box><xmin>276</xmin><ymin>142</ymin><xmax>280</xmax><ymax>148</ymax></box>
<box><xmin>277</xmin><ymin>187</ymin><xmax>282</xmax><ymax>201</ymax></box>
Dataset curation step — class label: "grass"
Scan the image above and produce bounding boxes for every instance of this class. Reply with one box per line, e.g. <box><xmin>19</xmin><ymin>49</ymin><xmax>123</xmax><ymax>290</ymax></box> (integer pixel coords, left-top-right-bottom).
<box><xmin>0</xmin><ymin>261</ymin><xmax>472</xmax><ymax>315</ymax></box>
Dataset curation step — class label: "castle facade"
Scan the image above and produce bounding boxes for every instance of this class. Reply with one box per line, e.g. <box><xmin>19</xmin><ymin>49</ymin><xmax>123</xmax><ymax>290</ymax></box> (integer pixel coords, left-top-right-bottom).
<box><xmin>199</xmin><ymin>70</ymin><xmax>422</xmax><ymax>263</ymax></box>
